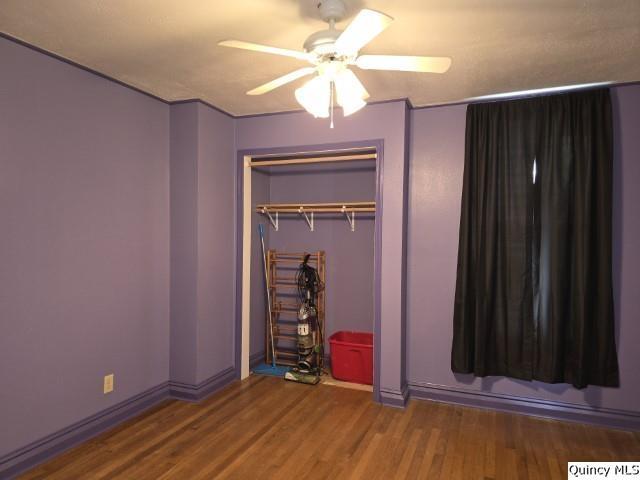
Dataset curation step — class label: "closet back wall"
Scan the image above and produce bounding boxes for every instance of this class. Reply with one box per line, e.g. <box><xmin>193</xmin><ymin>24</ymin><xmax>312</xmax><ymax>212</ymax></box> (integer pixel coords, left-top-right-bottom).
<box><xmin>0</xmin><ymin>37</ymin><xmax>170</xmax><ymax>458</ymax></box>
<box><xmin>267</xmin><ymin>162</ymin><xmax>376</xmax><ymax>351</ymax></box>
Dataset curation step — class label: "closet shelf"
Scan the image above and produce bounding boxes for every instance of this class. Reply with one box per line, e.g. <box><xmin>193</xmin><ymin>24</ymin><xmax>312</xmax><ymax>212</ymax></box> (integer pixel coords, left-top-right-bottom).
<box><xmin>256</xmin><ymin>202</ymin><xmax>375</xmax><ymax>232</ymax></box>
<box><xmin>248</xmin><ymin>151</ymin><xmax>376</xmax><ymax>168</ymax></box>
<box><xmin>255</xmin><ymin>201</ymin><xmax>375</xmax><ymax>213</ymax></box>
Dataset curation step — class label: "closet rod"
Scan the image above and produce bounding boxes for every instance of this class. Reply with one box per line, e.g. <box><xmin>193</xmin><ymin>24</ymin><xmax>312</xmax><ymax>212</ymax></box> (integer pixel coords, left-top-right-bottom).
<box><xmin>248</xmin><ymin>152</ymin><xmax>376</xmax><ymax>167</ymax></box>
<box><xmin>257</xmin><ymin>207</ymin><xmax>375</xmax><ymax>213</ymax></box>
<box><xmin>258</xmin><ymin>201</ymin><xmax>375</xmax><ymax>208</ymax></box>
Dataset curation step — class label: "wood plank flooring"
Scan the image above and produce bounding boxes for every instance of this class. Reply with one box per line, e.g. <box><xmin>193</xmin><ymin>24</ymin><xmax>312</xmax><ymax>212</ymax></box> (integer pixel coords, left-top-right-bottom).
<box><xmin>19</xmin><ymin>376</ymin><xmax>640</xmax><ymax>479</ymax></box>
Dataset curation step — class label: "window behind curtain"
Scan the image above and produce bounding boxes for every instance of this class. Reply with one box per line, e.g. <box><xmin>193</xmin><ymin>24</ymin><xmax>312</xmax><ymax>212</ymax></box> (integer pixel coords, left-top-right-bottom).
<box><xmin>451</xmin><ymin>88</ymin><xmax>619</xmax><ymax>389</ymax></box>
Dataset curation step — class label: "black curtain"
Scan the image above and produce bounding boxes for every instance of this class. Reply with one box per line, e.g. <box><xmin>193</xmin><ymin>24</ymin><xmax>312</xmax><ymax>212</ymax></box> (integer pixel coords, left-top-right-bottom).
<box><xmin>451</xmin><ymin>88</ymin><xmax>619</xmax><ymax>388</ymax></box>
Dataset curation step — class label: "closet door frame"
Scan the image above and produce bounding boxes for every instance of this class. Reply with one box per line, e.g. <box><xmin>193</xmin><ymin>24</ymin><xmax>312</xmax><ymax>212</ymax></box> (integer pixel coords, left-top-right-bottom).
<box><xmin>235</xmin><ymin>139</ymin><xmax>384</xmax><ymax>401</ymax></box>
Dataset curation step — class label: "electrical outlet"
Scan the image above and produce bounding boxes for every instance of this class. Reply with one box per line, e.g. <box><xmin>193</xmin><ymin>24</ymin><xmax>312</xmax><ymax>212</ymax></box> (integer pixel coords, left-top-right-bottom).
<box><xmin>103</xmin><ymin>374</ymin><xmax>114</xmax><ymax>394</ymax></box>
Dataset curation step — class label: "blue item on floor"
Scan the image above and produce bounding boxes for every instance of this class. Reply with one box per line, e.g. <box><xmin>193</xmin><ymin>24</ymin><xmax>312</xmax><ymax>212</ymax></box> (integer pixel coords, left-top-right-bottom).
<box><xmin>252</xmin><ymin>362</ymin><xmax>290</xmax><ymax>377</ymax></box>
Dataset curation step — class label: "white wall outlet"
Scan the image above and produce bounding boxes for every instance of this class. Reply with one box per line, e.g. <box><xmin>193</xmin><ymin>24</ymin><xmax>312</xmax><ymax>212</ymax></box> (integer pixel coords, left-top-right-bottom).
<box><xmin>103</xmin><ymin>374</ymin><xmax>114</xmax><ymax>394</ymax></box>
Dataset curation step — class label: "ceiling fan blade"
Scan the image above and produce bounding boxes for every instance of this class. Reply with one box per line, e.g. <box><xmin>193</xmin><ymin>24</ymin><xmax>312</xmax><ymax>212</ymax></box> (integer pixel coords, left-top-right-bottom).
<box><xmin>356</xmin><ymin>55</ymin><xmax>452</xmax><ymax>73</ymax></box>
<box><xmin>218</xmin><ymin>40</ymin><xmax>310</xmax><ymax>62</ymax></box>
<box><xmin>334</xmin><ymin>9</ymin><xmax>393</xmax><ymax>55</ymax></box>
<box><xmin>247</xmin><ymin>68</ymin><xmax>316</xmax><ymax>95</ymax></box>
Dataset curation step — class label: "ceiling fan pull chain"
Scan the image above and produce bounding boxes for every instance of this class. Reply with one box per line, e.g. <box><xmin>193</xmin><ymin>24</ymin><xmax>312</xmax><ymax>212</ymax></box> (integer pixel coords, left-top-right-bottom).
<box><xmin>330</xmin><ymin>81</ymin><xmax>335</xmax><ymax>129</ymax></box>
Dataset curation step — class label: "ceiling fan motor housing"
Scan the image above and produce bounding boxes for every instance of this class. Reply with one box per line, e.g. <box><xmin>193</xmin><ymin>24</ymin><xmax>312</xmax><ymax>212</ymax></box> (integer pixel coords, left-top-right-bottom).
<box><xmin>303</xmin><ymin>28</ymin><xmax>342</xmax><ymax>55</ymax></box>
<box><xmin>306</xmin><ymin>0</ymin><xmax>349</xmax><ymax>57</ymax></box>
<box><xmin>317</xmin><ymin>0</ymin><xmax>347</xmax><ymax>22</ymax></box>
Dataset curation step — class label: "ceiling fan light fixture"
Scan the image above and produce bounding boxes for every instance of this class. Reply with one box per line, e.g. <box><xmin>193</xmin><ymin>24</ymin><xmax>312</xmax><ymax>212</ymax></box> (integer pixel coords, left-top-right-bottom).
<box><xmin>295</xmin><ymin>76</ymin><xmax>331</xmax><ymax>118</ymax></box>
<box><xmin>220</xmin><ymin>1</ymin><xmax>451</xmax><ymax>124</ymax></box>
<box><xmin>339</xmin><ymin>94</ymin><xmax>367</xmax><ymax>117</ymax></box>
<box><xmin>334</xmin><ymin>69</ymin><xmax>369</xmax><ymax>116</ymax></box>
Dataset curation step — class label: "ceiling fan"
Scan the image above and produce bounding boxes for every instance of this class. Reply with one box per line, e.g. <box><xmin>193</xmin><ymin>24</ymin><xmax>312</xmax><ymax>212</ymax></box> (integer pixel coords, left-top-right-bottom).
<box><xmin>219</xmin><ymin>0</ymin><xmax>451</xmax><ymax>125</ymax></box>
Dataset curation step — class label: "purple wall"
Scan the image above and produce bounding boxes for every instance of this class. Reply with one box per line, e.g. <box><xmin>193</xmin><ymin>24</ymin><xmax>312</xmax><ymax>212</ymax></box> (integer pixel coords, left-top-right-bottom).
<box><xmin>0</xmin><ymin>36</ymin><xmax>170</xmax><ymax>456</ymax></box>
<box><xmin>169</xmin><ymin>102</ymin><xmax>235</xmax><ymax>384</ymax></box>
<box><xmin>266</xmin><ymin>162</ymin><xmax>376</xmax><ymax>350</ymax></box>
<box><xmin>406</xmin><ymin>84</ymin><xmax>640</xmax><ymax>413</ymax></box>
<box><xmin>195</xmin><ymin>104</ymin><xmax>235</xmax><ymax>382</ymax></box>
<box><xmin>236</xmin><ymin>103</ymin><xmax>409</xmax><ymax>400</ymax></box>
<box><xmin>169</xmin><ymin>103</ymin><xmax>199</xmax><ymax>383</ymax></box>
<box><xmin>250</xmin><ymin>170</ymin><xmax>269</xmax><ymax>358</ymax></box>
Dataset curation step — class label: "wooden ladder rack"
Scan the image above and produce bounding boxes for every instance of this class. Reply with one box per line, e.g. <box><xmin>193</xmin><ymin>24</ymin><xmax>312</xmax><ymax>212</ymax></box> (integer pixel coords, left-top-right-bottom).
<box><xmin>266</xmin><ymin>250</ymin><xmax>326</xmax><ymax>369</ymax></box>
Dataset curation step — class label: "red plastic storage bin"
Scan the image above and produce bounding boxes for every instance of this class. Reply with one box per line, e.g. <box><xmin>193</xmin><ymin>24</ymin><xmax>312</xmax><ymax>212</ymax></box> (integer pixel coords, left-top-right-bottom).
<box><xmin>329</xmin><ymin>331</ymin><xmax>374</xmax><ymax>385</ymax></box>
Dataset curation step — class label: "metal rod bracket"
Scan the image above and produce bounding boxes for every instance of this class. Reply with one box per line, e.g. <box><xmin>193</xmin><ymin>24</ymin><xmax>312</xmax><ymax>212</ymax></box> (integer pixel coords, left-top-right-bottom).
<box><xmin>299</xmin><ymin>207</ymin><xmax>314</xmax><ymax>231</ymax></box>
<box><xmin>262</xmin><ymin>208</ymin><xmax>279</xmax><ymax>231</ymax></box>
<box><xmin>342</xmin><ymin>206</ymin><xmax>355</xmax><ymax>232</ymax></box>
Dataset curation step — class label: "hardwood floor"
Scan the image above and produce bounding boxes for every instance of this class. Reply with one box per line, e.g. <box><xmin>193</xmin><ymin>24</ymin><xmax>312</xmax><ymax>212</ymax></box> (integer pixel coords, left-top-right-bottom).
<box><xmin>20</xmin><ymin>375</ymin><xmax>640</xmax><ymax>479</ymax></box>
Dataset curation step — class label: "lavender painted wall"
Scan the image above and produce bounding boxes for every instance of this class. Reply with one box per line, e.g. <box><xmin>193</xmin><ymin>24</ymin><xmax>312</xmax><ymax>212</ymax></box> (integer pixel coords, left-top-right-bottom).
<box><xmin>266</xmin><ymin>162</ymin><xmax>376</xmax><ymax>349</ymax></box>
<box><xmin>0</xmin><ymin>36</ymin><xmax>170</xmax><ymax>457</ymax></box>
<box><xmin>169</xmin><ymin>103</ymin><xmax>199</xmax><ymax>384</ymax></box>
<box><xmin>250</xmin><ymin>170</ymin><xmax>269</xmax><ymax>359</ymax></box>
<box><xmin>195</xmin><ymin>104</ymin><xmax>235</xmax><ymax>382</ymax></box>
<box><xmin>406</xmin><ymin>84</ymin><xmax>640</xmax><ymax>413</ymax></box>
<box><xmin>169</xmin><ymin>102</ymin><xmax>236</xmax><ymax>384</ymax></box>
<box><xmin>236</xmin><ymin>103</ymin><xmax>409</xmax><ymax>399</ymax></box>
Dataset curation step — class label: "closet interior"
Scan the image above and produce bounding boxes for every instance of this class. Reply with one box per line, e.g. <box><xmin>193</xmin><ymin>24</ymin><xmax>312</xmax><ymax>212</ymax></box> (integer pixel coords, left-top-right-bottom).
<box><xmin>247</xmin><ymin>148</ymin><xmax>377</xmax><ymax>390</ymax></box>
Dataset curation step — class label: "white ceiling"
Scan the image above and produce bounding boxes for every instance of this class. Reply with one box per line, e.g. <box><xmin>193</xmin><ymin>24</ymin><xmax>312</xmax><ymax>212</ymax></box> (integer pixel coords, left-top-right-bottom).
<box><xmin>1</xmin><ymin>0</ymin><xmax>639</xmax><ymax>116</ymax></box>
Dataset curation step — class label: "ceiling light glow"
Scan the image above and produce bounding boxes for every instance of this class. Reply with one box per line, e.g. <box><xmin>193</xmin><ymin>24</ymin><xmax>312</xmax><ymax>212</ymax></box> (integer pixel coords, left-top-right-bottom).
<box><xmin>295</xmin><ymin>67</ymin><xmax>370</xmax><ymax>120</ymax></box>
<box><xmin>334</xmin><ymin>69</ymin><xmax>369</xmax><ymax>116</ymax></box>
<box><xmin>295</xmin><ymin>76</ymin><xmax>331</xmax><ymax>118</ymax></box>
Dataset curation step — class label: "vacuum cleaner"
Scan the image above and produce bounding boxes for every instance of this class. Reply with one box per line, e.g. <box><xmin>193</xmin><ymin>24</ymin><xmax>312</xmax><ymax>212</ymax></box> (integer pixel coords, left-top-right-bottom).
<box><xmin>284</xmin><ymin>254</ymin><xmax>324</xmax><ymax>385</ymax></box>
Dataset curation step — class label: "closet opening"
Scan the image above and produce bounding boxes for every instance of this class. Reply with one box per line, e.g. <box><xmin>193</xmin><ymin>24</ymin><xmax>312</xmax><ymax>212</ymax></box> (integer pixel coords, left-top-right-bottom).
<box><xmin>236</xmin><ymin>141</ymin><xmax>383</xmax><ymax>400</ymax></box>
